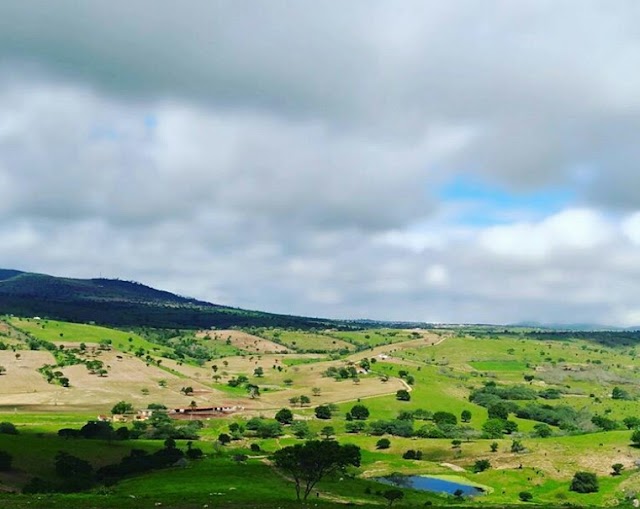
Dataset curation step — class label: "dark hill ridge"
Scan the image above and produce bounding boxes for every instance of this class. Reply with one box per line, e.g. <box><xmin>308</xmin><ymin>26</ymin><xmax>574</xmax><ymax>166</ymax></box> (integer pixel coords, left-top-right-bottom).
<box><xmin>0</xmin><ymin>269</ymin><xmax>342</xmax><ymax>329</ymax></box>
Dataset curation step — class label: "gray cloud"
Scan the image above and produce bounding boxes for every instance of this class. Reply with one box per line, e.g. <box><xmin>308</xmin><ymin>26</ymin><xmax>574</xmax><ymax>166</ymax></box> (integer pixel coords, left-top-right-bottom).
<box><xmin>1</xmin><ymin>2</ymin><xmax>640</xmax><ymax>324</ymax></box>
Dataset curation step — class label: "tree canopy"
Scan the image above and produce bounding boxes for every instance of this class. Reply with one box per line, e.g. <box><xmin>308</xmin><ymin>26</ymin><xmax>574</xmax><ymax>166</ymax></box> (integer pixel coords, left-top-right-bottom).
<box><xmin>273</xmin><ymin>440</ymin><xmax>361</xmax><ymax>501</ymax></box>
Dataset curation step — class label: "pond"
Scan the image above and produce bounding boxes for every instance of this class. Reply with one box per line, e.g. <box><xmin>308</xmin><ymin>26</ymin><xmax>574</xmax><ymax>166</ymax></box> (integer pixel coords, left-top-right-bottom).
<box><xmin>375</xmin><ymin>474</ymin><xmax>485</xmax><ymax>496</ymax></box>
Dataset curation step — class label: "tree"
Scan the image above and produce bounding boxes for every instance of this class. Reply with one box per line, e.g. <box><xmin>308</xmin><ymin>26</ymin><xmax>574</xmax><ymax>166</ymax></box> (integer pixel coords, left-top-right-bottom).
<box><xmin>624</xmin><ymin>416</ymin><xmax>640</xmax><ymax>429</ymax></box>
<box><xmin>299</xmin><ymin>395</ymin><xmax>311</xmax><ymax>406</ymax></box>
<box><xmin>382</xmin><ymin>489</ymin><xmax>404</xmax><ymax>507</ymax></box>
<box><xmin>0</xmin><ymin>450</ymin><xmax>12</xmax><ymax>471</ymax></box>
<box><xmin>315</xmin><ymin>405</ymin><xmax>332</xmax><ymax>420</ymax></box>
<box><xmin>111</xmin><ymin>401</ymin><xmax>134</xmax><ymax>415</ymax></box>
<box><xmin>254</xmin><ymin>367</ymin><xmax>264</xmax><ymax>377</ymax></box>
<box><xmin>273</xmin><ymin>440</ymin><xmax>361</xmax><ymax>501</ymax></box>
<box><xmin>490</xmin><ymin>442</ymin><xmax>499</xmax><ymax>452</ymax></box>
<box><xmin>289</xmin><ymin>396</ymin><xmax>300</xmax><ymax>407</ymax></box>
<box><xmin>611</xmin><ymin>463</ymin><xmax>624</xmax><ymax>476</ymax></box>
<box><xmin>395</xmin><ymin>390</ymin><xmax>410</xmax><ymax>401</ymax></box>
<box><xmin>473</xmin><ymin>459</ymin><xmax>491</xmax><ymax>473</ymax></box>
<box><xmin>570</xmin><ymin>471</ymin><xmax>599</xmax><ymax>493</ymax></box>
<box><xmin>433</xmin><ymin>411</ymin><xmax>457</xmax><ymax>427</ymax></box>
<box><xmin>510</xmin><ymin>440</ymin><xmax>525</xmax><ymax>453</ymax></box>
<box><xmin>54</xmin><ymin>451</ymin><xmax>94</xmax><ymax>491</ymax></box>
<box><xmin>376</xmin><ymin>438</ymin><xmax>391</xmax><ymax>449</ymax></box>
<box><xmin>519</xmin><ymin>491</ymin><xmax>533</xmax><ymax>502</ymax></box>
<box><xmin>320</xmin><ymin>426</ymin><xmax>335</xmax><ymax>440</ymax></box>
<box><xmin>0</xmin><ymin>422</ymin><xmax>18</xmax><ymax>435</ymax></box>
<box><xmin>461</xmin><ymin>409</ymin><xmax>472</xmax><ymax>423</ymax></box>
<box><xmin>350</xmin><ymin>404</ymin><xmax>370</xmax><ymax>420</ymax></box>
<box><xmin>218</xmin><ymin>433</ymin><xmax>231</xmax><ymax>445</ymax></box>
<box><xmin>247</xmin><ymin>384</ymin><xmax>260</xmax><ymax>399</ymax></box>
<box><xmin>631</xmin><ymin>428</ymin><xmax>640</xmax><ymax>447</ymax></box>
<box><xmin>482</xmin><ymin>418</ymin><xmax>506</xmax><ymax>439</ymax></box>
<box><xmin>612</xmin><ymin>386</ymin><xmax>630</xmax><ymax>400</ymax></box>
<box><xmin>275</xmin><ymin>408</ymin><xmax>294</xmax><ymax>425</ymax></box>
<box><xmin>291</xmin><ymin>421</ymin><xmax>313</xmax><ymax>439</ymax></box>
<box><xmin>312</xmin><ymin>387</ymin><xmax>321</xmax><ymax>396</ymax></box>
<box><xmin>487</xmin><ymin>402</ymin><xmax>511</xmax><ymax>420</ymax></box>
<box><xmin>532</xmin><ymin>423</ymin><xmax>552</xmax><ymax>438</ymax></box>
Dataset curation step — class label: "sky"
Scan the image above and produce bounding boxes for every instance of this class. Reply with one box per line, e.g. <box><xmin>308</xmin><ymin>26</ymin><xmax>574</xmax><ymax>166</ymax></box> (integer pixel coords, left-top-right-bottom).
<box><xmin>1</xmin><ymin>1</ymin><xmax>640</xmax><ymax>326</ymax></box>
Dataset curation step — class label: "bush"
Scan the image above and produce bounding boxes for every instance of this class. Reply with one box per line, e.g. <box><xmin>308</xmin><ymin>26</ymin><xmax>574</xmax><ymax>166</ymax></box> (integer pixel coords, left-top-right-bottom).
<box><xmin>532</xmin><ymin>423</ymin><xmax>552</xmax><ymax>438</ymax></box>
<box><xmin>376</xmin><ymin>438</ymin><xmax>391</xmax><ymax>449</ymax></box>
<box><xmin>402</xmin><ymin>449</ymin><xmax>422</xmax><ymax>460</ymax></box>
<box><xmin>432</xmin><ymin>411</ymin><xmax>457</xmax><ymax>427</ymax></box>
<box><xmin>570</xmin><ymin>471</ymin><xmax>599</xmax><ymax>493</ymax></box>
<box><xmin>110</xmin><ymin>401</ymin><xmax>133</xmax><ymax>415</ymax></box>
<box><xmin>0</xmin><ymin>422</ymin><xmax>18</xmax><ymax>435</ymax></box>
<box><xmin>315</xmin><ymin>405</ymin><xmax>332</xmax><ymax>419</ymax></box>
<box><xmin>395</xmin><ymin>390</ymin><xmax>411</xmax><ymax>401</ymax></box>
<box><xmin>275</xmin><ymin>408</ymin><xmax>294</xmax><ymax>425</ymax></box>
<box><xmin>250</xmin><ymin>443</ymin><xmax>261</xmax><ymax>452</ymax></box>
<box><xmin>0</xmin><ymin>450</ymin><xmax>12</xmax><ymax>471</ymax></box>
<box><xmin>519</xmin><ymin>491</ymin><xmax>533</xmax><ymax>502</ymax></box>
<box><xmin>473</xmin><ymin>459</ymin><xmax>491</xmax><ymax>473</ymax></box>
<box><xmin>350</xmin><ymin>404</ymin><xmax>370</xmax><ymax>420</ymax></box>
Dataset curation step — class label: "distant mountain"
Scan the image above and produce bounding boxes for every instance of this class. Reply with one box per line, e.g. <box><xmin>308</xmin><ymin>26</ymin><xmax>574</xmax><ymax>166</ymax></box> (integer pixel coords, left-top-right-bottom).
<box><xmin>0</xmin><ymin>269</ymin><xmax>345</xmax><ymax>329</ymax></box>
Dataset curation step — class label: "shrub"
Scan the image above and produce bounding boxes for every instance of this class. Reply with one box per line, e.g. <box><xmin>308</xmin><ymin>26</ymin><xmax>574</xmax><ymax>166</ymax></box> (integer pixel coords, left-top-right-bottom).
<box><xmin>532</xmin><ymin>423</ymin><xmax>552</xmax><ymax>438</ymax></box>
<box><xmin>510</xmin><ymin>440</ymin><xmax>525</xmax><ymax>453</ymax></box>
<box><xmin>395</xmin><ymin>390</ymin><xmax>411</xmax><ymax>401</ymax></box>
<box><xmin>275</xmin><ymin>408</ymin><xmax>294</xmax><ymax>425</ymax></box>
<box><xmin>519</xmin><ymin>491</ymin><xmax>533</xmax><ymax>502</ymax></box>
<box><xmin>0</xmin><ymin>422</ymin><xmax>18</xmax><ymax>435</ymax></box>
<box><xmin>0</xmin><ymin>450</ymin><xmax>12</xmax><ymax>471</ymax></box>
<box><xmin>350</xmin><ymin>404</ymin><xmax>370</xmax><ymax>420</ymax></box>
<box><xmin>315</xmin><ymin>405</ymin><xmax>332</xmax><ymax>419</ymax></box>
<box><xmin>433</xmin><ymin>411</ymin><xmax>457</xmax><ymax>427</ymax></box>
<box><xmin>111</xmin><ymin>401</ymin><xmax>133</xmax><ymax>415</ymax></box>
<box><xmin>473</xmin><ymin>459</ymin><xmax>491</xmax><ymax>473</ymax></box>
<box><xmin>376</xmin><ymin>438</ymin><xmax>391</xmax><ymax>449</ymax></box>
<box><xmin>570</xmin><ymin>471</ymin><xmax>599</xmax><ymax>493</ymax></box>
<box><xmin>611</xmin><ymin>463</ymin><xmax>624</xmax><ymax>476</ymax></box>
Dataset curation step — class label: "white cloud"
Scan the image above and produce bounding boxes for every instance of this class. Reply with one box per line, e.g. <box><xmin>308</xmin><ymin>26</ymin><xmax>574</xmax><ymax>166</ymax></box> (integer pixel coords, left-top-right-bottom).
<box><xmin>1</xmin><ymin>2</ymin><xmax>640</xmax><ymax>325</ymax></box>
<box><xmin>478</xmin><ymin>209</ymin><xmax>615</xmax><ymax>261</ymax></box>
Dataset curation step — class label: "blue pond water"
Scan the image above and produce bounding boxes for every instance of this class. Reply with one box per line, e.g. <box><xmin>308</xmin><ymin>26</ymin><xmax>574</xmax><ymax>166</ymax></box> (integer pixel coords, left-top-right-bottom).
<box><xmin>376</xmin><ymin>475</ymin><xmax>484</xmax><ymax>496</ymax></box>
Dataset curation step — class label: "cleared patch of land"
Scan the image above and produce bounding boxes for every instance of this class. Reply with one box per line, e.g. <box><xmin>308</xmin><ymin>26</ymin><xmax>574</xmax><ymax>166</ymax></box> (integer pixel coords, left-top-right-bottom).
<box><xmin>196</xmin><ymin>329</ymin><xmax>288</xmax><ymax>354</ymax></box>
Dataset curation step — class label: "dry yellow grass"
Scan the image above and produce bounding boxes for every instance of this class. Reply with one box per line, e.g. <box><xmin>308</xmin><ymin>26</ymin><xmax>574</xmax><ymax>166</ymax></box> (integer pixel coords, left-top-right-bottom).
<box><xmin>196</xmin><ymin>329</ymin><xmax>288</xmax><ymax>354</ymax></box>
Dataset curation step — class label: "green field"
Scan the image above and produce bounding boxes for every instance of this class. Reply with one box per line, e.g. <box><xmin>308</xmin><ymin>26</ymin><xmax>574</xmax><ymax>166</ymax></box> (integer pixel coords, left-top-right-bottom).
<box><xmin>3</xmin><ymin>323</ymin><xmax>640</xmax><ymax>508</ymax></box>
<box><xmin>9</xmin><ymin>317</ymin><xmax>169</xmax><ymax>355</ymax></box>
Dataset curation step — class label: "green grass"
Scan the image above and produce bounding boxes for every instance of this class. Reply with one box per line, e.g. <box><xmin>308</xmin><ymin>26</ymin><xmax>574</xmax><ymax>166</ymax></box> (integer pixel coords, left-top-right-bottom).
<box><xmin>257</xmin><ymin>329</ymin><xmax>354</xmax><ymax>352</ymax></box>
<box><xmin>9</xmin><ymin>318</ymin><xmax>169</xmax><ymax>356</ymax></box>
<box><xmin>469</xmin><ymin>360</ymin><xmax>529</xmax><ymax>371</ymax></box>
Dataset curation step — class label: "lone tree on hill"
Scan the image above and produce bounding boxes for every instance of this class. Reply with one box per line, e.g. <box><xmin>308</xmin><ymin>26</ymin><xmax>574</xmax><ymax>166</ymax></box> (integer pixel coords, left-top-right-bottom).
<box><xmin>382</xmin><ymin>489</ymin><xmax>404</xmax><ymax>507</ymax></box>
<box><xmin>111</xmin><ymin>401</ymin><xmax>133</xmax><ymax>415</ymax></box>
<box><xmin>273</xmin><ymin>440</ymin><xmax>361</xmax><ymax>501</ymax></box>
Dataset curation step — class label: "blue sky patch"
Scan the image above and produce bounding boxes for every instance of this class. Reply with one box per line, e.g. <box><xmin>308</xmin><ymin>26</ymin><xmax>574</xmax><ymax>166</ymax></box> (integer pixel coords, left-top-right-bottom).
<box><xmin>437</xmin><ymin>175</ymin><xmax>576</xmax><ymax>226</ymax></box>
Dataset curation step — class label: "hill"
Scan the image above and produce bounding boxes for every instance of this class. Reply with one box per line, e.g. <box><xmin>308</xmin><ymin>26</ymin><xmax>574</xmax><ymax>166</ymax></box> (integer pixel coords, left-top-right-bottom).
<box><xmin>0</xmin><ymin>269</ymin><xmax>344</xmax><ymax>329</ymax></box>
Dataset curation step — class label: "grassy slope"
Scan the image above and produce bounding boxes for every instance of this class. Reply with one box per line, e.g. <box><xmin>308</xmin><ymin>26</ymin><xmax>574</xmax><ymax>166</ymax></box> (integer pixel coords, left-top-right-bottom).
<box><xmin>3</xmin><ymin>328</ymin><xmax>640</xmax><ymax>507</ymax></box>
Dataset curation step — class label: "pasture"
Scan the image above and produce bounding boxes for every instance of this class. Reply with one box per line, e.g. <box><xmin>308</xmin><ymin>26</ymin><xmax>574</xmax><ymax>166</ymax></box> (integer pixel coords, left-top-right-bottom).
<box><xmin>2</xmin><ymin>323</ymin><xmax>640</xmax><ymax>507</ymax></box>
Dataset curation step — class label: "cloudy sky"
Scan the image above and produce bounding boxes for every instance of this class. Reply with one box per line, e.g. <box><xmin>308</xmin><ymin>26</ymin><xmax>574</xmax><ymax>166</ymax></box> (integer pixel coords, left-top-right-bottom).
<box><xmin>1</xmin><ymin>1</ymin><xmax>640</xmax><ymax>325</ymax></box>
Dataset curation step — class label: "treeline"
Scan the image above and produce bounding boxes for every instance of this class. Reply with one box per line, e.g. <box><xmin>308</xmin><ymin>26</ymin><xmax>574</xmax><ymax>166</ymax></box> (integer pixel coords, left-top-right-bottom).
<box><xmin>525</xmin><ymin>330</ymin><xmax>640</xmax><ymax>347</ymax></box>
